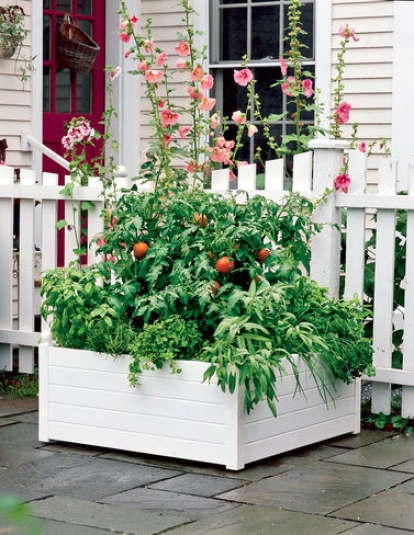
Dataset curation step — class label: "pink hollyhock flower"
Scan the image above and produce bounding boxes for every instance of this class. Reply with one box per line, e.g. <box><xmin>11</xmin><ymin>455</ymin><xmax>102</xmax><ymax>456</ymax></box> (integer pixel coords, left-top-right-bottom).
<box><xmin>279</xmin><ymin>57</ymin><xmax>288</xmax><ymax>76</ymax></box>
<box><xmin>190</xmin><ymin>65</ymin><xmax>204</xmax><ymax>82</ymax></box>
<box><xmin>176</xmin><ymin>58</ymin><xmax>188</xmax><ymax>70</ymax></box>
<box><xmin>161</xmin><ymin>109</ymin><xmax>179</xmax><ymax>127</ymax></box>
<box><xmin>201</xmin><ymin>74</ymin><xmax>214</xmax><ymax>90</ymax></box>
<box><xmin>143</xmin><ymin>39</ymin><xmax>154</xmax><ymax>52</ymax></box>
<box><xmin>157</xmin><ymin>98</ymin><xmax>166</xmax><ymax>109</ymax></box>
<box><xmin>210</xmin><ymin>113</ymin><xmax>220</xmax><ymax>129</ymax></box>
<box><xmin>233</xmin><ymin>68</ymin><xmax>253</xmax><ymax>87</ymax></box>
<box><xmin>163</xmin><ymin>134</ymin><xmax>172</xmax><ymax>146</ymax></box>
<box><xmin>237</xmin><ymin>161</ymin><xmax>248</xmax><ymax>167</ymax></box>
<box><xmin>124</xmin><ymin>49</ymin><xmax>132</xmax><ymax>59</ymax></box>
<box><xmin>281</xmin><ymin>76</ymin><xmax>295</xmax><ymax>96</ymax></box>
<box><xmin>187</xmin><ymin>86</ymin><xmax>203</xmax><ymax>100</ymax></box>
<box><xmin>138</xmin><ymin>60</ymin><xmax>150</xmax><ymax>71</ymax></box>
<box><xmin>179</xmin><ymin>125</ymin><xmax>192</xmax><ymax>138</ymax></box>
<box><xmin>174</xmin><ymin>41</ymin><xmax>190</xmax><ymax>56</ymax></box>
<box><xmin>130</xmin><ymin>15</ymin><xmax>138</xmax><ymax>25</ymax></box>
<box><xmin>157</xmin><ymin>52</ymin><xmax>168</xmax><ymax>67</ymax></box>
<box><xmin>358</xmin><ymin>141</ymin><xmax>367</xmax><ymax>153</ymax></box>
<box><xmin>247</xmin><ymin>125</ymin><xmax>258</xmax><ymax>138</ymax></box>
<box><xmin>232</xmin><ymin>110</ymin><xmax>246</xmax><ymax>125</ymax></box>
<box><xmin>198</xmin><ymin>97</ymin><xmax>216</xmax><ymax>112</ymax></box>
<box><xmin>119</xmin><ymin>32</ymin><xmax>131</xmax><ymax>43</ymax></box>
<box><xmin>334</xmin><ymin>173</ymin><xmax>351</xmax><ymax>193</ymax></box>
<box><xmin>336</xmin><ymin>101</ymin><xmax>351</xmax><ymax>125</ymax></box>
<box><xmin>302</xmin><ymin>79</ymin><xmax>313</xmax><ymax>98</ymax></box>
<box><xmin>110</xmin><ymin>66</ymin><xmax>121</xmax><ymax>80</ymax></box>
<box><xmin>229</xmin><ymin>170</ymin><xmax>236</xmax><ymax>181</ymax></box>
<box><xmin>145</xmin><ymin>69</ymin><xmax>163</xmax><ymax>83</ymax></box>
<box><xmin>339</xmin><ymin>25</ymin><xmax>359</xmax><ymax>42</ymax></box>
<box><xmin>207</xmin><ymin>147</ymin><xmax>231</xmax><ymax>164</ymax></box>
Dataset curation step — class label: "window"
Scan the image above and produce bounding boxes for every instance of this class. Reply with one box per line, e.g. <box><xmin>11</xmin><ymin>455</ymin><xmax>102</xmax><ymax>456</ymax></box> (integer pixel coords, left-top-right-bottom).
<box><xmin>210</xmin><ymin>0</ymin><xmax>315</xmax><ymax>167</ymax></box>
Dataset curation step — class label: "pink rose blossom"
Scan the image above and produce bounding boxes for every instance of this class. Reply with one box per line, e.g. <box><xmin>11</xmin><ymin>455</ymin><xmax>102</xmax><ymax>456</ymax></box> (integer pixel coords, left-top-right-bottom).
<box><xmin>145</xmin><ymin>69</ymin><xmax>163</xmax><ymax>84</ymax></box>
<box><xmin>247</xmin><ymin>124</ymin><xmax>258</xmax><ymax>138</ymax></box>
<box><xmin>334</xmin><ymin>173</ymin><xmax>351</xmax><ymax>193</ymax></box>
<box><xmin>161</xmin><ymin>109</ymin><xmax>180</xmax><ymax>127</ymax></box>
<box><xmin>174</xmin><ymin>41</ymin><xmax>190</xmax><ymax>56</ymax></box>
<box><xmin>200</xmin><ymin>74</ymin><xmax>214</xmax><ymax>91</ymax></box>
<box><xmin>358</xmin><ymin>141</ymin><xmax>367</xmax><ymax>153</ymax></box>
<box><xmin>156</xmin><ymin>52</ymin><xmax>168</xmax><ymax>67</ymax></box>
<box><xmin>232</xmin><ymin>110</ymin><xmax>246</xmax><ymax>125</ymax></box>
<box><xmin>233</xmin><ymin>68</ymin><xmax>253</xmax><ymax>87</ymax></box>
<box><xmin>279</xmin><ymin>57</ymin><xmax>288</xmax><ymax>76</ymax></box>
<box><xmin>302</xmin><ymin>79</ymin><xmax>313</xmax><ymax>98</ymax></box>
<box><xmin>198</xmin><ymin>97</ymin><xmax>216</xmax><ymax>112</ymax></box>
<box><xmin>336</xmin><ymin>101</ymin><xmax>351</xmax><ymax>125</ymax></box>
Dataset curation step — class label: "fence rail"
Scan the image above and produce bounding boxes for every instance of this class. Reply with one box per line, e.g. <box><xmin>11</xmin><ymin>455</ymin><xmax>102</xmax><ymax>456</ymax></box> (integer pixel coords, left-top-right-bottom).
<box><xmin>1</xmin><ymin>140</ymin><xmax>414</xmax><ymax>418</ymax></box>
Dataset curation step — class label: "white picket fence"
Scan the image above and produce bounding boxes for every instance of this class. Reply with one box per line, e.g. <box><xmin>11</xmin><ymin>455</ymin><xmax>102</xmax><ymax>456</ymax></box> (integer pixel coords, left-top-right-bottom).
<box><xmin>1</xmin><ymin>138</ymin><xmax>414</xmax><ymax>417</ymax></box>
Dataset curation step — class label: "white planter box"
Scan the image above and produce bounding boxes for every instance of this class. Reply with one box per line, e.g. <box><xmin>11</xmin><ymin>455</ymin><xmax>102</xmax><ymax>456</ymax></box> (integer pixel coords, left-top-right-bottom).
<box><xmin>39</xmin><ymin>345</ymin><xmax>360</xmax><ymax>470</ymax></box>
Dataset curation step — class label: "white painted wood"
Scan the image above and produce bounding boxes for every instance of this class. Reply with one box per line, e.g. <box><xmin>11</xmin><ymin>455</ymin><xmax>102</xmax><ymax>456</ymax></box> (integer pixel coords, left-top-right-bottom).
<box><xmin>265</xmin><ymin>159</ymin><xmax>284</xmax><ymax>190</ymax></box>
<box><xmin>237</xmin><ymin>164</ymin><xmax>256</xmax><ymax>191</ymax></box>
<box><xmin>402</xmin><ymin>165</ymin><xmax>414</xmax><ymax>417</ymax></box>
<box><xmin>343</xmin><ymin>149</ymin><xmax>367</xmax><ymax>301</ymax></box>
<box><xmin>371</xmin><ymin>159</ymin><xmax>397</xmax><ymax>415</ymax></box>
<box><xmin>292</xmin><ymin>152</ymin><xmax>313</xmax><ymax>192</ymax></box>
<box><xmin>39</xmin><ymin>346</ymin><xmax>359</xmax><ymax>470</ymax></box>
<box><xmin>0</xmin><ymin>167</ymin><xmax>15</xmax><ymax>371</ymax></box>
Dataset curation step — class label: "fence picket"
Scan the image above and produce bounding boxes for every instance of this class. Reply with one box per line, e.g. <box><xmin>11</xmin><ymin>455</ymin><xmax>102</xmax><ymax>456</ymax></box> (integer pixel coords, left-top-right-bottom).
<box><xmin>343</xmin><ymin>149</ymin><xmax>368</xmax><ymax>301</ymax></box>
<box><xmin>292</xmin><ymin>151</ymin><xmax>313</xmax><ymax>192</ymax></box>
<box><xmin>370</xmin><ymin>159</ymin><xmax>398</xmax><ymax>414</ymax></box>
<box><xmin>402</xmin><ymin>165</ymin><xmax>414</xmax><ymax>417</ymax></box>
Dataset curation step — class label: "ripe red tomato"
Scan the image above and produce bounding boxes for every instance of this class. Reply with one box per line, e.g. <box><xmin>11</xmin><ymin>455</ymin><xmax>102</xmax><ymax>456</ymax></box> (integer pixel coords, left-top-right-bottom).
<box><xmin>216</xmin><ymin>256</ymin><xmax>235</xmax><ymax>274</ymax></box>
<box><xmin>257</xmin><ymin>248</ymin><xmax>270</xmax><ymax>263</ymax></box>
<box><xmin>133</xmin><ymin>242</ymin><xmax>149</xmax><ymax>260</ymax></box>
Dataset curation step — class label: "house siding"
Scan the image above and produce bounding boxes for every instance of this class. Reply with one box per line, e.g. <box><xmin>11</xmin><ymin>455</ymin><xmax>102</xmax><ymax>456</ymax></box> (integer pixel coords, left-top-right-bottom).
<box><xmin>0</xmin><ymin>0</ymin><xmax>32</xmax><ymax>168</ymax></box>
<box><xmin>332</xmin><ymin>0</ymin><xmax>394</xmax><ymax>188</ymax></box>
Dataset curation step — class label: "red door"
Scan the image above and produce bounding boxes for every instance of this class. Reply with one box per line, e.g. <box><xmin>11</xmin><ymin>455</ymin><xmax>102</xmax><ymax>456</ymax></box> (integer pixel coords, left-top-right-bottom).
<box><xmin>42</xmin><ymin>1</ymin><xmax>105</xmax><ymax>176</ymax></box>
<box><xmin>42</xmin><ymin>1</ymin><xmax>105</xmax><ymax>264</ymax></box>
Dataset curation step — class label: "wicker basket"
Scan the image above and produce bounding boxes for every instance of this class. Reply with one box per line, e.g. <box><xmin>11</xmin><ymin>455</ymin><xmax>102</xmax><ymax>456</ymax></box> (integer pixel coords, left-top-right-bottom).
<box><xmin>57</xmin><ymin>14</ymin><xmax>100</xmax><ymax>74</ymax></box>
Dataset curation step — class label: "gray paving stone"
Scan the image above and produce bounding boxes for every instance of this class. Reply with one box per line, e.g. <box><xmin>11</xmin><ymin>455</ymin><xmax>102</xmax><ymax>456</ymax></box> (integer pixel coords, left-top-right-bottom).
<box><xmin>393</xmin><ymin>477</ymin><xmax>414</xmax><ymax>494</ymax></box>
<box><xmin>40</xmin><ymin>442</ymin><xmax>105</xmax><ymax>456</ymax></box>
<box><xmin>389</xmin><ymin>459</ymin><xmax>414</xmax><ymax>474</ymax></box>
<box><xmin>325</xmin><ymin>434</ymin><xmax>414</xmax><ymax>469</ymax></box>
<box><xmin>148</xmin><ymin>473</ymin><xmax>248</xmax><ymax>497</ymax></box>
<box><xmin>30</xmin><ymin>496</ymin><xmax>190</xmax><ymax>534</ymax></box>
<box><xmin>162</xmin><ymin>504</ymin><xmax>357</xmax><ymax>535</ymax></box>
<box><xmin>0</xmin><ymin>397</ymin><xmax>38</xmax><ymax>418</ymax></box>
<box><xmin>0</xmin><ymin>418</ymin><xmax>16</xmax><ymax>427</ymax></box>
<box><xmin>328</xmin><ymin>428</ymin><xmax>398</xmax><ymax>449</ymax></box>
<box><xmin>0</xmin><ymin>453</ymin><xmax>183</xmax><ymax>500</ymax></box>
<box><xmin>0</xmin><ymin>422</ymin><xmax>41</xmax><ymax>447</ymax></box>
<box><xmin>0</xmin><ymin>443</ymin><xmax>56</xmax><ymax>468</ymax></box>
<box><xmin>217</xmin><ymin>462</ymin><xmax>411</xmax><ymax>515</ymax></box>
<box><xmin>0</xmin><ymin>517</ymin><xmax>116</xmax><ymax>535</ymax></box>
<box><xmin>333</xmin><ymin>489</ymin><xmax>414</xmax><ymax>531</ymax></box>
<box><xmin>344</xmin><ymin>524</ymin><xmax>414</xmax><ymax>534</ymax></box>
<box><xmin>12</xmin><ymin>412</ymin><xmax>39</xmax><ymax>424</ymax></box>
<box><xmin>101</xmin><ymin>487</ymin><xmax>240</xmax><ymax>520</ymax></box>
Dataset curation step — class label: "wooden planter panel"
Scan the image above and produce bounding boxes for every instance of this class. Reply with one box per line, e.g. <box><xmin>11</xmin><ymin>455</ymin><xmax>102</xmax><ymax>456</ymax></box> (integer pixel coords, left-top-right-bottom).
<box><xmin>39</xmin><ymin>346</ymin><xmax>360</xmax><ymax>470</ymax></box>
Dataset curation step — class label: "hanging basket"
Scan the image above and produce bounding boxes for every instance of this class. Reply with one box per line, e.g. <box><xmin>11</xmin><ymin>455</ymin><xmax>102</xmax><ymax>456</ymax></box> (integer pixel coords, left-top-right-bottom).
<box><xmin>0</xmin><ymin>34</ymin><xmax>23</xmax><ymax>58</ymax></box>
<box><xmin>57</xmin><ymin>14</ymin><xmax>100</xmax><ymax>74</ymax></box>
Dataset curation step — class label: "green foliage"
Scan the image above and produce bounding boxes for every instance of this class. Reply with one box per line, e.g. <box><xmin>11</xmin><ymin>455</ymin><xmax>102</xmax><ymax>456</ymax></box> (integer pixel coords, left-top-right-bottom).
<box><xmin>364</xmin><ymin>412</ymin><xmax>414</xmax><ymax>435</ymax></box>
<box><xmin>0</xmin><ymin>370</ymin><xmax>38</xmax><ymax>398</ymax></box>
<box><xmin>0</xmin><ymin>495</ymin><xmax>42</xmax><ymax>535</ymax></box>
<box><xmin>41</xmin><ymin>186</ymin><xmax>373</xmax><ymax>415</ymax></box>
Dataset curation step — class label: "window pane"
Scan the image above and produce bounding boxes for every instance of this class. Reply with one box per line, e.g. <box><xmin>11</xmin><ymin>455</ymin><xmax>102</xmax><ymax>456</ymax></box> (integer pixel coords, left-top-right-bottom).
<box><xmin>220</xmin><ymin>0</ymin><xmax>246</xmax><ymax>4</ymax></box>
<box><xmin>220</xmin><ymin>8</ymin><xmax>247</xmax><ymax>61</ymax></box>
<box><xmin>220</xmin><ymin>68</ymin><xmax>248</xmax><ymax>118</ymax></box>
<box><xmin>56</xmin><ymin>69</ymin><xmax>71</xmax><ymax>113</ymax></box>
<box><xmin>43</xmin><ymin>67</ymin><xmax>51</xmax><ymax>112</ymax></box>
<box><xmin>43</xmin><ymin>16</ymin><xmax>51</xmax><ymax>61</ymax></box>
<box><xmin>78</xmin><ymin>0</ymin><xmax>92</xmax><ymax>15</ymax></box>
<box><xmin>251</xmin><ymin>6</ymin><xmax>280</xmax><ymax>60</ymax></box>
<box><xmin>76</xmin><ymin>74</ymin><xmax>92</xmax><ymax>113</ymax></box>
<box><xmin>43</xmin><ymin>0</ymin><xmax>51</xmax><ymax>8</ymax></box>
<box><xmin>78</xmin><ymin>19</ymin><xmax>92</xmax><ymax>38</ymax></box>
<box><xmin>57</xmin><ymin>1</ymin><xmax>72</xmax><ymax>11</ymax></box>
<box><xmin>283</xmin><ymin>3</ymin><xmax>314</xmax><ymax>58</ymax></box>
<box><xmin>255</xmin><ymin>68</ymin><xmax>283</xmax><ymax>118</ymax></box>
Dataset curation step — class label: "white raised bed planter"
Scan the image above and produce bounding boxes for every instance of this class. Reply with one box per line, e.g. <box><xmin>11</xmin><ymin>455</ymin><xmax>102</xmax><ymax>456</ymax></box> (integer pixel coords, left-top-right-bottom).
<box><xmin>39</xmin><ymin>345</ymin><xmax>361</xmax><ymax>470</ymax></box>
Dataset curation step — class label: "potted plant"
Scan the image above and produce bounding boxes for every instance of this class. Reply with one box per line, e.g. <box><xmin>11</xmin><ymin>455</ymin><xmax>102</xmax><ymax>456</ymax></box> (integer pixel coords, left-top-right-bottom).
<box><xmin>38</xmin><ymin>0</ymin><xmax>375</xmax><ymax>470</ymax></box>
<box><xmin>0</xmin><ymin>4</ymin><xmax>27</xmax><ymax>58</ymax></box>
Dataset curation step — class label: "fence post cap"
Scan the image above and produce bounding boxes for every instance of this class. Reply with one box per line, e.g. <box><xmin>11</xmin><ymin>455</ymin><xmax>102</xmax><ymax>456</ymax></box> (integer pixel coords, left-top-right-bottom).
<box><xmin>308</xmin><ymin>139</ymin><xmax>349</xmax><ymax>150</ymax></box>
